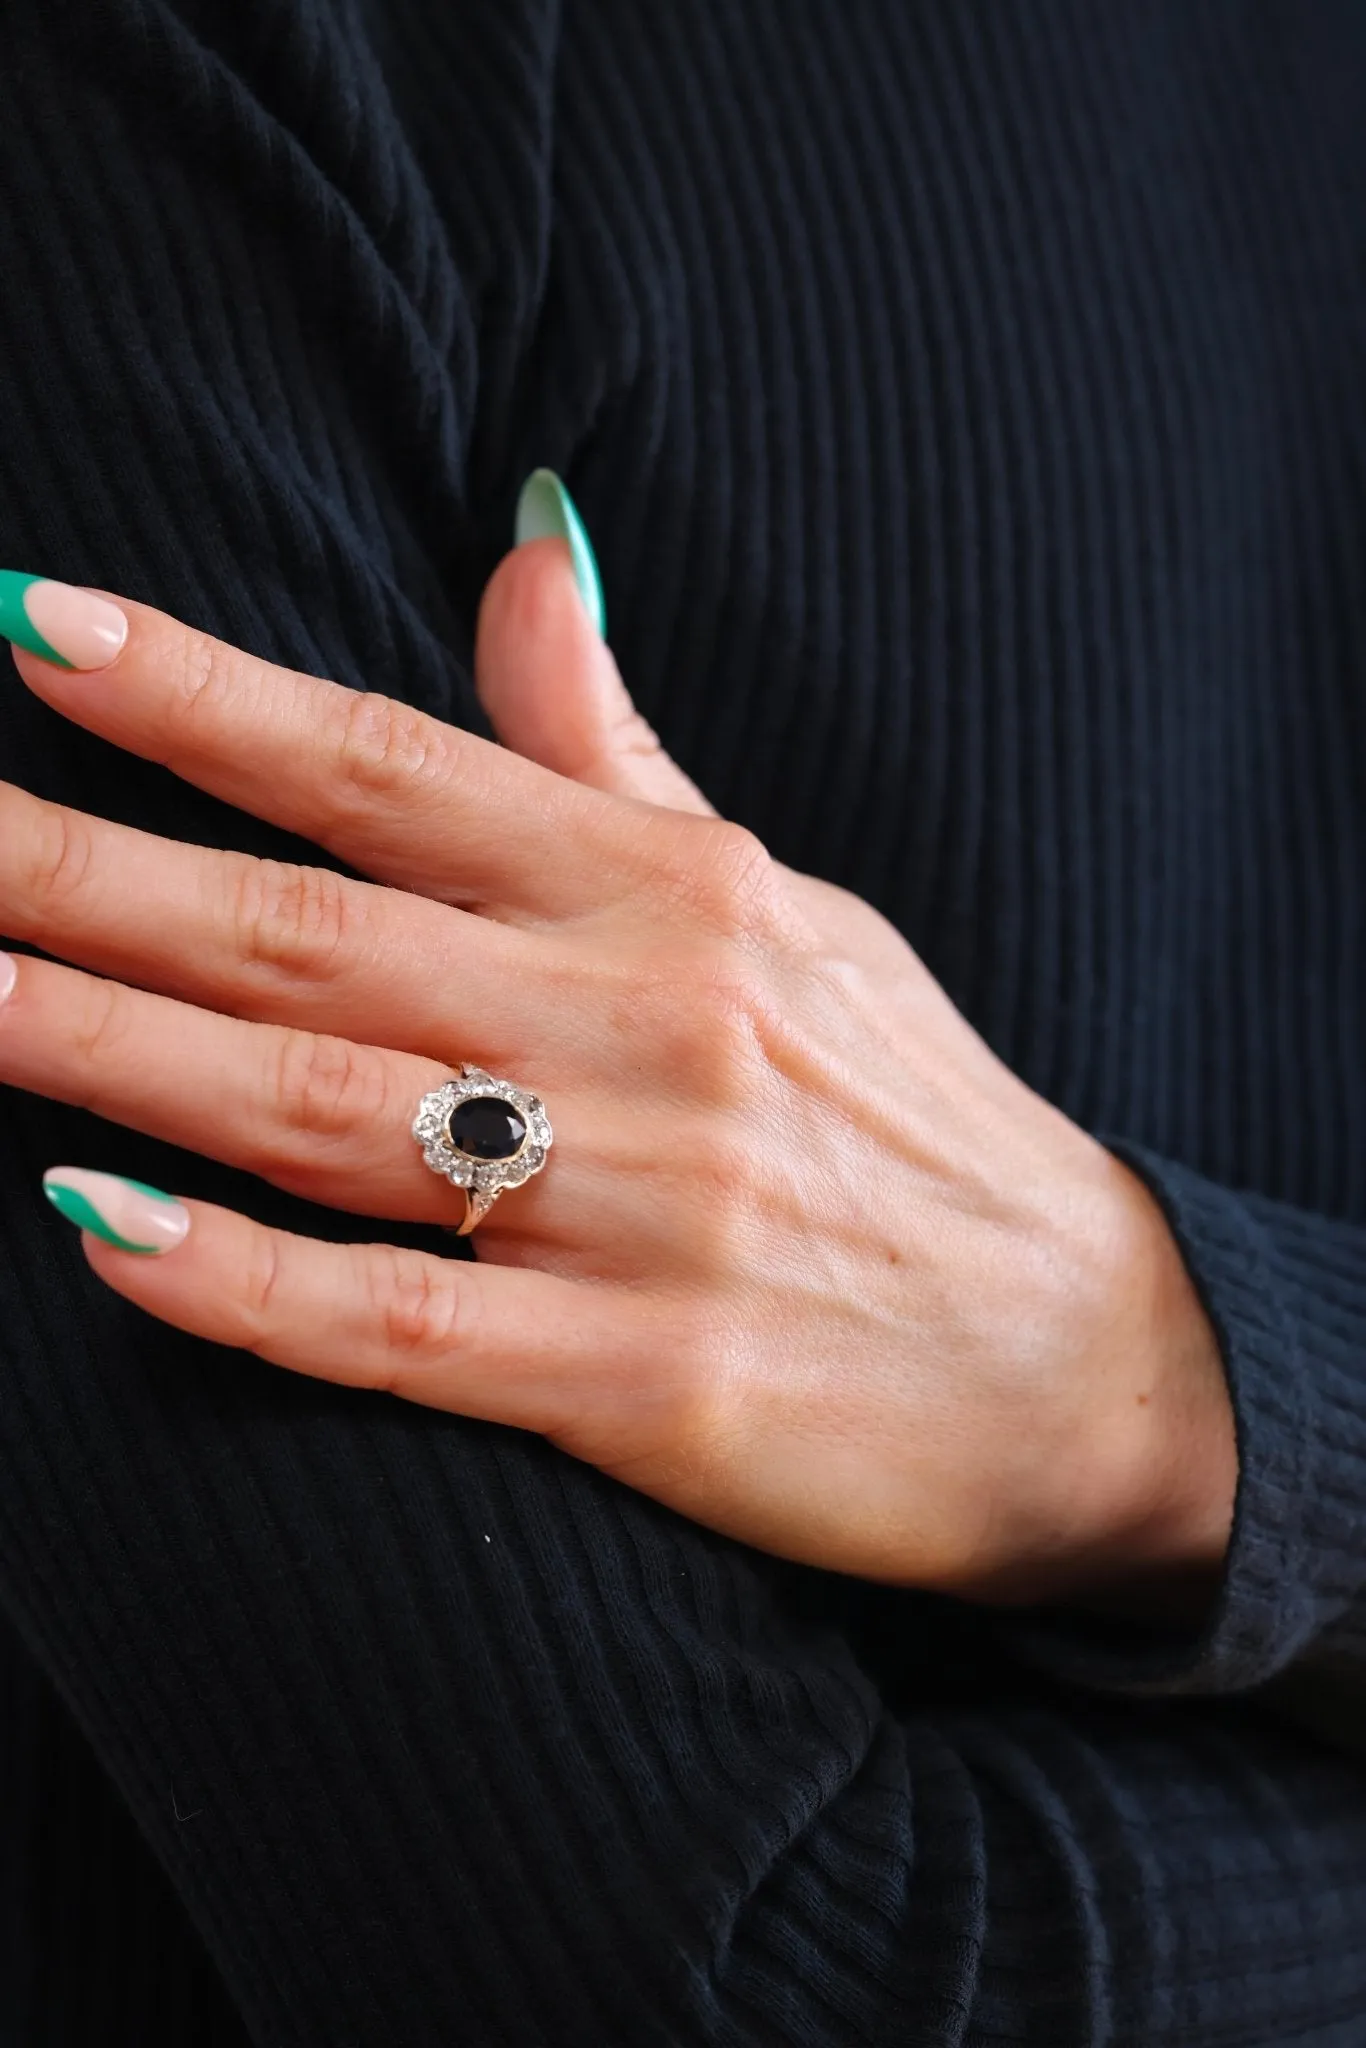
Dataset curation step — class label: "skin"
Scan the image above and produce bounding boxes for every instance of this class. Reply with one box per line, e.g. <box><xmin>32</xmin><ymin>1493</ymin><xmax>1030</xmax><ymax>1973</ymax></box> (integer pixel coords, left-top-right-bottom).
<box><xmin>0</xmin><ymin>543</ymin><xmax>1238</xmax><ymax>1608</ymax></box>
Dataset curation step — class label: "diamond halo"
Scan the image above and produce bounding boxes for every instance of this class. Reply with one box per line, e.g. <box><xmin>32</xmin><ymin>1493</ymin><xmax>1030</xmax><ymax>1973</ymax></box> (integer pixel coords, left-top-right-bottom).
<box><xmin>411</xmin><ymin>1066</ymin><xmax>554</xmax><ymax>1212</ymax></box>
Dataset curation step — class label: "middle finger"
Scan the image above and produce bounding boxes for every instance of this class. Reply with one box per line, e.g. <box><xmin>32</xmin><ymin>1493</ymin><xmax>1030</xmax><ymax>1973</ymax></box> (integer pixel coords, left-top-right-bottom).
<box><xmin>0</xmin><ymin>780</ymin><xmax>559</xmax><ymax>1065</ymax></box>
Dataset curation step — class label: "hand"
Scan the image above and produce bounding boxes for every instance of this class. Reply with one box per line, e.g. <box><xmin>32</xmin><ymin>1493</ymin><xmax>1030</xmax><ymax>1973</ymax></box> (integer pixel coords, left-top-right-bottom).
<box><xmin>0</xmin><ymin>549</ymin><xmax>1237</xmax><ymax>1604</ymax></box>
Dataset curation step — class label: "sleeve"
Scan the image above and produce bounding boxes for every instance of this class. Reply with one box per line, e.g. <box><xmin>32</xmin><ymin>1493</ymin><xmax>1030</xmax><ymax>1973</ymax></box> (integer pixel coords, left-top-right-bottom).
<box><xmin>2</xmin><ymin>5</ymin><xmax>1365</xmax><ymax>2045</ymax></box>
<box><xmin>3</xmin><ymin>1234</ymin><xmax>1366</xmax><ymax>2047</ymax></box>
<box><xmin>999</xmin><ymin>1140</ymin><xmax>1366</xmax><ymax>1716</ymax></box>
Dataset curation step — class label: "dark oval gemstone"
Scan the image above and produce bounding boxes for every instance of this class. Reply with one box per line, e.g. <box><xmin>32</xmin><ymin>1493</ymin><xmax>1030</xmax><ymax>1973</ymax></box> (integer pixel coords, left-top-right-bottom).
<box><xmin>447</xmin><ymin>1096</ymin><xmax>527</xmax><ymax>1161</ymax></box>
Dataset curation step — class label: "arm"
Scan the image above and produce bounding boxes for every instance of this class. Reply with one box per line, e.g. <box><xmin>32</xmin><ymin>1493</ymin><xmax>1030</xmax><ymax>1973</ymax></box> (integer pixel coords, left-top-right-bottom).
<box><xmin>1</xmin><ymin>6</ymin><xmax>1362</xmax><ymax>2042</ymax></box>
<box><xmin>1</xmin><ymin>1229</ymin><xmax>1363</xmax><ymax>2045</ymax></box>
<box><xmin>1000</xmin><ymin>1147</ymin><xmax>1366</xmax><ymax>1722</ymax></box>
<box><xmin>0</xmin><ymin>562</ymin><xmax>1361</xmax><ymax>2045</ymax></box>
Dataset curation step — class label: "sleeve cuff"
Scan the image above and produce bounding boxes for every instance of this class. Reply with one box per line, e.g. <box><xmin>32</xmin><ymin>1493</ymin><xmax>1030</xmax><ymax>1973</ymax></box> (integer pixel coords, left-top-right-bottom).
<box><xmin>999</xmin><ymin>1141</ymin><xmax>1333</xmax><ymax>1697</ymax></box>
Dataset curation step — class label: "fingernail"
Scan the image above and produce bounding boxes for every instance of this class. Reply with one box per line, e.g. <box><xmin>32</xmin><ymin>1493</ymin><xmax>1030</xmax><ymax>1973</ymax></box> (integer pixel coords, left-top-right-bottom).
<box><xmin>514</xmin><ymin>471</ymin><xmax>607</xmax><ymax>638</ymax></box>
<box><xmin>0</xmin><ymin>952</ymin><xmax>15</xmax><ymax>1005</ymax></box>
<box><xmin>42</xmin><ymin>1167</ymin><xmax>190</xmax><ymax>1255</ymax></box>
<box><xmin>0</xmin><ymin>572</ymin><xmax>128</xmax><ymax>672</ymax></box>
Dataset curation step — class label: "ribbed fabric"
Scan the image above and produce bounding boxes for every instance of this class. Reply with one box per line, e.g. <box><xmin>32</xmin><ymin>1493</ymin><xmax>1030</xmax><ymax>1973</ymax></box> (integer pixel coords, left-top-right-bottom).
<box><xmin>1011</xmin><ymin>1149</ymin><xmax>1366</xmax><ymax>1702</ymax></box>
<box><xmin>0</xmin><ymin>0</ymin><xmax>1365</xmax><ymax>2041</ymax></box>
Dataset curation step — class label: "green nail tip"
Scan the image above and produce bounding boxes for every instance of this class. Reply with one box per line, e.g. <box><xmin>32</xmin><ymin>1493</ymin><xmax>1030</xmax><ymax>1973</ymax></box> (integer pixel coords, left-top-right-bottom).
<box><xmin>0</xmin><ymin>569</ymin><xmax>76</xmax><ymax>670</ymax></box>
<box><xmin>514</xmin><ymin>470</ymin><xmax>607</xmax><ymax>638</ymax></box>
<box><xmin>113</xmin><ymin>1175</ymin><xmax>183</xmax><ymax>1205</ymax></box>
<box><xmin>43</xmin><ymin>1178</ymin><xmax>169</xmax><ymax>1254</ymax></box>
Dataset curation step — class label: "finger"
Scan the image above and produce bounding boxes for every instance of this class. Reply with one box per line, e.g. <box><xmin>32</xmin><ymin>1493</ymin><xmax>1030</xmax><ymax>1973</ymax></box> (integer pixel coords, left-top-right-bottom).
<box><xmin>476</xmin><ymin>541</ymin><xmax>849</xmax><ymax>957</ymax></box>
<box><xmin>475</xmin><ymin>547</ymin><xmax>896</xmax><ymax>961</ymax></box>
<box><xmin>476</xmin><ymin>539</ymin><xmax>717</xmax><ymax>816</ymax></box>
<box><xmin>0</xmin><ymin>779</ymin><xmax>546</xmax><ymax>1059</ymax></box>
<box><xmin>0</xmin><ymin>950</ymin><xmax>499</xmax><ymax>1225</ymax></box>
<box><xmin>3</xmin><ymin>578</ymin><xmax>643</xmax><ymax>915</ymax></box>
<box><xmin>55</xmin><ymin>1170</ymin><xmax>661</xmax><ymax>1450</ymax></box>
<box><xmin>3</xmin><ymin>952</ymin><xmax>674</xmax><ymax>1262</ymax></box>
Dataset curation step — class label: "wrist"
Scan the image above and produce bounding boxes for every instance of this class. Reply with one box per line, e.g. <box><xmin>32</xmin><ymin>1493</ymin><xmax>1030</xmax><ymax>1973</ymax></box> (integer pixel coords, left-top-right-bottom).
<box><xmin>1065</xmin><ymin>1150</ymin><xmax>1239</xmax><ymax>1619</ymax></box>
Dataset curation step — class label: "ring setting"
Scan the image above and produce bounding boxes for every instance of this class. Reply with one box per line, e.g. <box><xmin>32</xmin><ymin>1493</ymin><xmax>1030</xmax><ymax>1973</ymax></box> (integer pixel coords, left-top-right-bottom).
<box><xmin>412</xmin><ymin>1066</ymin><xmax>553</xmax><ymax>1235</ymax></box>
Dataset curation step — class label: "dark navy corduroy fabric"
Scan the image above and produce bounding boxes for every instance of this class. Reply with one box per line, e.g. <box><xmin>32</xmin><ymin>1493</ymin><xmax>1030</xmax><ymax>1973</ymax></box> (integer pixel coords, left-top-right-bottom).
<box><xmin>1</xmin><ymin>2</ymin><xmax>1365</xmax><ymax>2042</ymax></box>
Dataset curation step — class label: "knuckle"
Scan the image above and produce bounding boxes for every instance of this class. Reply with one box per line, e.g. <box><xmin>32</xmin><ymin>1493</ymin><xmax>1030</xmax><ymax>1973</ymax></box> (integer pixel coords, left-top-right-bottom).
<box><xmin>652</xmin><ymin>941</ymin><xmax>771</xmax><ymax>1108</ymax></box>
<box><xmin>372</xmin><ymin>1246</ymin><xmax>464</xmax><ymax>1370</ymax></box>
<box><xmin>334</xmin><ymin>690</ymin><xmax>451</xmax><ymax>806</ymax></box>
<box><xmin>233</xmin><ymin>857</ymin><xmax>351</xmax><ymax>978</ymax></box>
<box><xmin>175</xmin><ymin>630</ymin><xmax>253</xmax><ymax>735</ymax></box>
<box><xmin>71</xmin><ymin>976</ymin><xmax>134</xmax><ymax>1066</ymax></box>
<box><xmin>240</xmin><ymin>1230</ymin><xmax>286</xmax><ymax>1350</ymax></box>
<box><xmin>655</xmin><ymin>818</ymin><xmax>781</xmax><ymax>937</ymax></box>
<box><xmin>25</xmin><ymin>802</ymin><xmax>97</xmax><ymax>909</ymax></box>
<box><xmin>273</xmin><ymin>1027</ymin><xmax>390</xmax><ymax>1141</ymax></box>
<box><xmin>625</xmin><ymin>1298</ymin><xmax>745</xmax><ymax>1464</ymax></box>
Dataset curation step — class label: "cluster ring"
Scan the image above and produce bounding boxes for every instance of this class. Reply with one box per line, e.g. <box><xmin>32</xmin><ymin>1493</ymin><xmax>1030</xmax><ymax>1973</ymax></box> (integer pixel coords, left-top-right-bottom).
<box><xmin>411</xmin><ymin>1065</ymin><xmax>554</xmax><ymax>1235</ymax></box>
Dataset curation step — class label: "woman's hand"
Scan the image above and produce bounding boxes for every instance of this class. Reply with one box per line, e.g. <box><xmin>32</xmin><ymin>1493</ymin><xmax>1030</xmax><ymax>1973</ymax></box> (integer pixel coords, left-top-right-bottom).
<box><xmin>0</xmin><ymin>544</ymin><xmax>1237</xmax><ymax>1605</ymax></box>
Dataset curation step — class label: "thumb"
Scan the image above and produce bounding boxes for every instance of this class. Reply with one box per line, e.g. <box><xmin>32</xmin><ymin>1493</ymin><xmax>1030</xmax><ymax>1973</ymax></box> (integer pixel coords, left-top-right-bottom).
<box><xmin>474</xmin><ymin>471</ymin><xmax>715</xmax><ymax>815</ymax></box>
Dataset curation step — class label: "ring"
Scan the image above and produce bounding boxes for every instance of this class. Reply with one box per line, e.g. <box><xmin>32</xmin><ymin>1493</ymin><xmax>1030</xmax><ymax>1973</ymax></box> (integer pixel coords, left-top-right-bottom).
<box><xmin>411</xmin><ymin>1066</ymin><xmax>554</xmax><ymax>1236</ymax></box>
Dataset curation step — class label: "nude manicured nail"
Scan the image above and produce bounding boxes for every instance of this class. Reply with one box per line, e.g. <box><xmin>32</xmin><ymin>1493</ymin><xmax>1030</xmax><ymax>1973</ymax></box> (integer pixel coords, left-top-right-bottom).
<box><xmin>514</xmin><ymin>471</ymin><xmax>607</xmax><ymax>638</ymax></box>
<box><xmin>0</xmin><ymin>571</ymin><xmax>128</xmax><ymax>671</ymax></box>
<box><xmin>0</xmin><ymin>952</ymin><xmax>15</xmax><ymax>1005</ymax></box>
<box><xmin>42</xmin><ymin>1167</ymin><xmax>190</xmax><ymax>1255</ymax></box>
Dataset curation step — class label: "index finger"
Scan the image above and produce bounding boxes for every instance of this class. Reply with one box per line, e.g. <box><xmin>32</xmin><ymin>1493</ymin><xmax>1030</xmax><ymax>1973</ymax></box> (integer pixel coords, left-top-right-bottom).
<box><xmin>2</xmin><ymin>577</ymin><xmax>642</xmax><ymax>915</ymax></box>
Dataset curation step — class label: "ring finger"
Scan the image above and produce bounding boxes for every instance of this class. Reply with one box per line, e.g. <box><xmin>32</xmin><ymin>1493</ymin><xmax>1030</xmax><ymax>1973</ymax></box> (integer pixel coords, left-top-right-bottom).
<box><xmin>0</xmin><ymin>948</ymin><xmax>610</xmax><ymax>1234</ymax></box>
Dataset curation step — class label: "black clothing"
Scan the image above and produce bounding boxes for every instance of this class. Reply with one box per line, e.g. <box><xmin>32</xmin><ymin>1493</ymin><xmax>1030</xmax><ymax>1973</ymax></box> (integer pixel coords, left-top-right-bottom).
<box><xmin>1</xmin><ymin>2</ymin><xmax>1365</xmax><ymax>2041</ymax></box>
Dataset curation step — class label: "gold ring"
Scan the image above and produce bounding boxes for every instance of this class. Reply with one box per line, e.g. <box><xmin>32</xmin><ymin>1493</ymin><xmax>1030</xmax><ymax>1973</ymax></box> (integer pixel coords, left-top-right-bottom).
<box><xmin>411</xmin><ymin>1065</ymin><xmax>554</xmax><ymax>1235</ymax></box>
